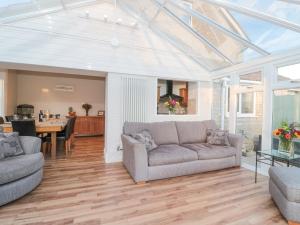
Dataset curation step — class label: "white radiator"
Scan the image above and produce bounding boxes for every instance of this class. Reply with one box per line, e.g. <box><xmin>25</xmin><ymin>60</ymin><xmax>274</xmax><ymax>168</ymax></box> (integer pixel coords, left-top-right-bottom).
<box><xmin>121</xmin><ymin>76</ymin><xmax>151</xmax><ymax>123</ymax></box>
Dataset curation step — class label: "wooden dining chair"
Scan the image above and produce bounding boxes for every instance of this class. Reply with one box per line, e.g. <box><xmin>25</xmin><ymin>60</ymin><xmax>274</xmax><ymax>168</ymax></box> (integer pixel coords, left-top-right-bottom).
<box><xmin>5</xmin><ymin>116</ymin><xmax>14</xmax><ymax>122</ymax></box>
<box><xmin>12</xmin><ymin>120</ymin><xmax>47</xmax><ymax>154</ymax></box>
<box><xmin>46</xmin><ymin>117</ymin><xmax>75</xmax><ymax>156</ymax></box>
<box><xmin>11</xmin><ymin>120</ymin><xmax>36</xmax><ymax>136</ymax></box>
<box><xmin>0</xmin><ymin>117</ymin><xmax>4</xmax><ymax>125</ymax></box>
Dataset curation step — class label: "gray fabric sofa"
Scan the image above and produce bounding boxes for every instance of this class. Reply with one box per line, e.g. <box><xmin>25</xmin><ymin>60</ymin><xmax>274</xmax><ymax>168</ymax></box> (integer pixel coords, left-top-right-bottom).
<box><xmin>0</xmin><ymin>136</ymin><xmax>44</xmax><ymax>206</ymax></box>
<box><xmin>269</xmin><ymin>167</ymin><xmax>300</xmax><ymax>224</ymax></box>
<box><xmin>122</xmin><ymin>120</ymin><xmax>243</xmax><ymax>183</ymax></box>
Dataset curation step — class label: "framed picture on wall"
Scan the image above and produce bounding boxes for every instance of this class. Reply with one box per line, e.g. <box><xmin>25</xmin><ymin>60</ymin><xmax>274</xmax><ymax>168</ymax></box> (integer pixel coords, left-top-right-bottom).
<box><xmin>98</xmin><ymin>111</ymin><xmax>105</xmax><ymax>116</ymax></box>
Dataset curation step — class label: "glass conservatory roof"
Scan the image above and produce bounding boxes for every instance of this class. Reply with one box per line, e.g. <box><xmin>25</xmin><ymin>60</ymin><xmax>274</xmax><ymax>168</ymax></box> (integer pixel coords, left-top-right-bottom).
<box><xmin>0</xmin><ymin>0</ymin><xmax>299</xmax><ymax>71</ymax></box>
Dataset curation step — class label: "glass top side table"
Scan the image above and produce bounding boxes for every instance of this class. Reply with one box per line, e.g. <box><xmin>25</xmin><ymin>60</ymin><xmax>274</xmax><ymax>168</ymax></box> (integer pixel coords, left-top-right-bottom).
<box><xmin>255</xmin><ymin>149</ymin><xmax>300</xmax><ymax>183</ymax></box>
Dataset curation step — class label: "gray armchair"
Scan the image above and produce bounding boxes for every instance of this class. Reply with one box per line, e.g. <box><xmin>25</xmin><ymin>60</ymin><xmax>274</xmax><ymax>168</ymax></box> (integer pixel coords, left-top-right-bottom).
<box><xmin>0</xmin><ymin>136</ymin><xmax>44</xmax><ymax>206</ymax></box>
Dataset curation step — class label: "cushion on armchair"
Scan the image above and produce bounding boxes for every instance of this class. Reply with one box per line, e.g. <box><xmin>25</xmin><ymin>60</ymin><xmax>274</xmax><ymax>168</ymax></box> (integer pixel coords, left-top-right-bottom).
<box><xmin>0</xmin><ymin>132</ymin><xmax>24</xmax><ymax>160</ymax></box>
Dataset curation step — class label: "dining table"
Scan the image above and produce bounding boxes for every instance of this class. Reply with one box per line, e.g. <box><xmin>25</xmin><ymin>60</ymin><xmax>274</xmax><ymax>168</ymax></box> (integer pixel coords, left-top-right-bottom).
<box><xmin>0</xmin><ymin>119</ymin><xmax>67</xmax><ymax>160</ymax></box>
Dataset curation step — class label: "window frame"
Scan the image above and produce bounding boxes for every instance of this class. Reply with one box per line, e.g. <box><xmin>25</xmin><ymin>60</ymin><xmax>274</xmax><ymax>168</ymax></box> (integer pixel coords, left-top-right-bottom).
<box><xmin>226</xmin><ymin>87</ymin><xmax>257</xmax><ymax>118</ymax></box>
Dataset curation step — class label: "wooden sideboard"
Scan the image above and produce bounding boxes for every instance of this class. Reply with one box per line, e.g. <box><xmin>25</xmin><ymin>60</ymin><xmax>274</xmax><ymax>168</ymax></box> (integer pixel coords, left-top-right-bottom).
<box><xmin>74</xmin><ymin>116</ymin><xmax>104</xmax><ymax>137</ymax></box>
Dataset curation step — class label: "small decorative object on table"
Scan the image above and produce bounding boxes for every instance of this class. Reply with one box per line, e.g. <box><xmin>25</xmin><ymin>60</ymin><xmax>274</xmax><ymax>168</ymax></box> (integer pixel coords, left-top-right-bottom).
<box><xmin>68</xmin><ymin>107</ymin><xmax>76</xmax><ymax>117</ymax></box>
<box><xmin>164</xmin><ymin>97</ymin><xmax>179</xmax><ymax>115</ymax></box>
<box><xmin>82</xmin><ymin>103</ymin><xmax>92</xmax><ymax>116</ymax></box>
<box><xmin>273</xmin><ymin>121</ymin><xmax>300</xmax><ymax>157</ymax></box>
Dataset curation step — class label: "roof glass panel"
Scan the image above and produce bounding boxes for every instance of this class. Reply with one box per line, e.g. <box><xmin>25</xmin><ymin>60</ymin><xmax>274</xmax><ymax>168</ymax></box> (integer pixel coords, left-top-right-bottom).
<box><xmin>229</xmin><ymin>11</ymin><xmax>300</xmax><ymax>54</ymax></box>
<box><xmin>165</xmin><ymin>1</ymin><xmax>263</xmax><ymax>64</ymax></box>
<box><xmin>229</xmin><ymin>0</ymin><xmax>300</xmax><ymax>25</ymax></box>
<box><xmin>0</xmin><ymin>0</ymin><xmax>299</xmax><ymax>72</ymax></box>
<box><xmin>119</xmin><ymin>0</ymin><xmax>231</xmax><ymax>70</ymax></box>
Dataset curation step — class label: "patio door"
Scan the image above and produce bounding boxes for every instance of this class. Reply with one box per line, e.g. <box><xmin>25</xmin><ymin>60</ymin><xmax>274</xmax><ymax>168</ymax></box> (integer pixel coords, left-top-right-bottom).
<box><xmin>234</xmin><ymin>71</ymin><xmax>264</xmax><ymax>166</ymax></box>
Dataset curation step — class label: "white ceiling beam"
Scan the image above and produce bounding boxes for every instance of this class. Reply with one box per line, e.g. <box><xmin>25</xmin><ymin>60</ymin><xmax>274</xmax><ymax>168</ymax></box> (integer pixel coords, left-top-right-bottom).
<box><xmin>197</xmin><ymin>0</ymin><xmax>300</xmax><ymax>33</ymax></box>
<box><xmin>169</xmin><ymin>0</ymin><xmax>270</xmax><ymax>56</ymax></box>
<box><xmin>151</xmin><ymin>0</ymin><xmax>234</xmax><ymax>64</ymax></box>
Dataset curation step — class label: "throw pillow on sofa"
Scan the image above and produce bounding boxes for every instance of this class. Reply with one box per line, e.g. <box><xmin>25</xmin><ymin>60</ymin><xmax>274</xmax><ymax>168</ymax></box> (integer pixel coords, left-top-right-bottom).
<box><xmin>131</xmin><ymin>130</ymin><xmax>157</xmax><ymax>151</ymax></box>
<box><xmin>207</xmin><ymin>129</ymin><xmax>230</xmax><ymax>146</ymax></box>
<box><xmin>0</xmin><ymin>132</ymin><xmax>24</xmax><ymax>160</ymax></box>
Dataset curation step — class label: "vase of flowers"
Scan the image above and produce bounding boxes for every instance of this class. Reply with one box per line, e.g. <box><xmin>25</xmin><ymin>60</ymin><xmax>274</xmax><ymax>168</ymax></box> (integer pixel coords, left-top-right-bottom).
<box><xmin>164</xmin><ymin>97</ymin><xmax>179</xmax><ymax>115</ymax></box>
<box><xmin>273</xmin><ymin>122</ymin><xmax>300</xmax><ymax>157</ymax></box>
<box><xmin>82</xmin><ymin>103</ymin><xmax>92</xmax><ymax>116</ymax></box>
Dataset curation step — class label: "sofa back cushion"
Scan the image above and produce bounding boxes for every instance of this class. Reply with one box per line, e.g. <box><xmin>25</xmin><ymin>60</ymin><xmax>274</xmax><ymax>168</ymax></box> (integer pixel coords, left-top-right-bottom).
<box><xmin>123</xmin><ymin>122</ymin><xmax>151</xmax><ymax>136</ymax></box>
<box><xmin>149</xmin><ymin>122</ymin><xmax>179</xmax><ymax>145</ymax></box>
<box><xmin>203</xmin><ymin>120</ymin><xmax>218</xmax><ymax>130</ymax></box>
<box><xmin>123</xmin><ymin>121</ymin><xmax>179</xmax><ymax>145</ymax></box>
<box><xmin>175</xmin><ymin>120</ymin><xmax>218</xmax><ymax>144</ymax></box>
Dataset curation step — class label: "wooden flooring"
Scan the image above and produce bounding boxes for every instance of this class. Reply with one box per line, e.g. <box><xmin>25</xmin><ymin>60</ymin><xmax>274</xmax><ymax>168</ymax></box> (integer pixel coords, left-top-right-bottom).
<box><xmin>0</xmin><ymin>137</ymin><xmax>288</xmax><ymax>225</ymax></box>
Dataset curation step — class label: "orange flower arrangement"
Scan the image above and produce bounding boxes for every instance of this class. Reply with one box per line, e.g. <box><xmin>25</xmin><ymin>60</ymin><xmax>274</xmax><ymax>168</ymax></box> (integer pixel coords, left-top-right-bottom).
<box><xmin>273</xmin><ymin>122</ymin><xmax>300</xmax><ymax>153</ymax></box>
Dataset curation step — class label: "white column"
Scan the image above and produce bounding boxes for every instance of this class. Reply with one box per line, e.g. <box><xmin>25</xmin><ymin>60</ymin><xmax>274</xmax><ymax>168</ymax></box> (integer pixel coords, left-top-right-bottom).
<box><xmin>0</xmin><ymin>70</ymin><xmax>6</xmax><ymax>117</ymax></box>
<box><xmin>220</xmin><ymin>80</ymin><xmax>226</xmax><ymax>130</ymax></box>
<box><xmin>261</xmin><ymin>64</ymin><xmax>275</xmax><ymax>150</ymax></box>
<box><xmin>105</xmin><ymin>73</ymin><xmax>123</xmax><ymax>163</ymax></box>
<box><xmin>229</xmin><ymin>73</ymin><xmax>239</xmax><ymax>133</ymax></box>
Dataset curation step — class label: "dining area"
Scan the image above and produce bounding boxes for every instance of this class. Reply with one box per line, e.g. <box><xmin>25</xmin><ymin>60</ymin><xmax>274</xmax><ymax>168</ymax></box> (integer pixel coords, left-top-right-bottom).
<box><xmin>0</xmin><ymin>115</ymin><xmax>75</xmax><ymax>160</ymax></box>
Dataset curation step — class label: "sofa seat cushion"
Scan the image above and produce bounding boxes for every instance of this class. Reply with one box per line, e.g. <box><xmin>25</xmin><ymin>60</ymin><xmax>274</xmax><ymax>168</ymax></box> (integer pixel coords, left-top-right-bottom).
<box><xmin>0</xmin><ymin>152</ymin><xmax>44</xmax><ymax>185</ymax></box>
<box><xmin>182</xmin><ymin>143</ymin><xmax>237</xmax><ymax>160</ymax></box>
<box><xmin>148</xmin><ymin>145</ymin><xmax>198</xmax><ymax>166</ymax></box>
<box><xmin>269</xmin><ymin>167</ymin><xmax>300</xmax><ymax>202</ymax></box>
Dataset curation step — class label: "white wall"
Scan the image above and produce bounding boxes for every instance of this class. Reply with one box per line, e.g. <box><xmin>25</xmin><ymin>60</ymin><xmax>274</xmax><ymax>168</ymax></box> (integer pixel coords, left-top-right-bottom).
<box><xmin>0</xmin><ymin>70</ymin><xmax>18</xmax><ymax>116</ymax></box>
<box><xmin>17</xmin><ymin>73</ymin><xmax>105</xmax><ymax>117</ymax></box>
<box><xmin>6</xmin><ymin>70</ymin><xmax>18</xmax><ymax>115</ymax></box>
<box><xmin>105</xmin><ymin>72</ymin><xmax>212</xmax><ymax>163</ymax></box>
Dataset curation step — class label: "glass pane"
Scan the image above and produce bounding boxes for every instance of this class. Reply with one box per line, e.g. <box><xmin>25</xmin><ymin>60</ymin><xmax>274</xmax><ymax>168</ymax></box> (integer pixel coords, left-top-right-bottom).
<box><xmin>120</xmin><ymin>0</ymin><xmax>231</xmax><ymax>70</ymax></box>
<box><xmin>277</xmin><ymin>63</ymin><xmax>300</xmax><ymax>82</ymax></box>
<box><xmin>236</xmin><ymin>71</ymin><xmax>264</xmax><ymax>168</ymax></box>
<box><xmin>229</xmin><ymin>0</ymin><xmax>300</xmax><ymax>25</ymax></box>
<box><xmin>228</xmin><ymin>11</ymin><xmax>300</xmax><ymax>54</ymax></box>
<box><xmin>240</xmin><ymin>71</ymin><xmax>262</xmax><ymax>83</ymax></box>
<box><xmin>212</xmin><ymin>77</ymin><xmax>229</xmax><ymax>129</ymax></box>
<box><xmin>241</xmin><ymin>93</ymin><xmax>254</xmax><ymax>114</ymax></box>
<box><xmin>165</xmin><ymin>2</ymin><xmax>255</xmax><ymax>64</ymax></box>
<box><xmin>273</xmin><ymin>88</ymin><xmax>300</xmax><ymax>154</ymax></box>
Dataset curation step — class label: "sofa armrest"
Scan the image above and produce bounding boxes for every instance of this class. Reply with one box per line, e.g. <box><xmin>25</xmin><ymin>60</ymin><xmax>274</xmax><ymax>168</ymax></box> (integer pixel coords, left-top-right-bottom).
<box><xmin>19</xmin><ymin>136</ymin><xmax>41</xmax><ymax>155</ymax></box>
<box><xmin>228</xmin><ymin>134</ymin><xmax>244</xmax><ymax>166</ymax></box>
<box><xmin>121</xmin><ymin>134</ymin><xmax>148</xmax><ymax>183</ymax></box>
